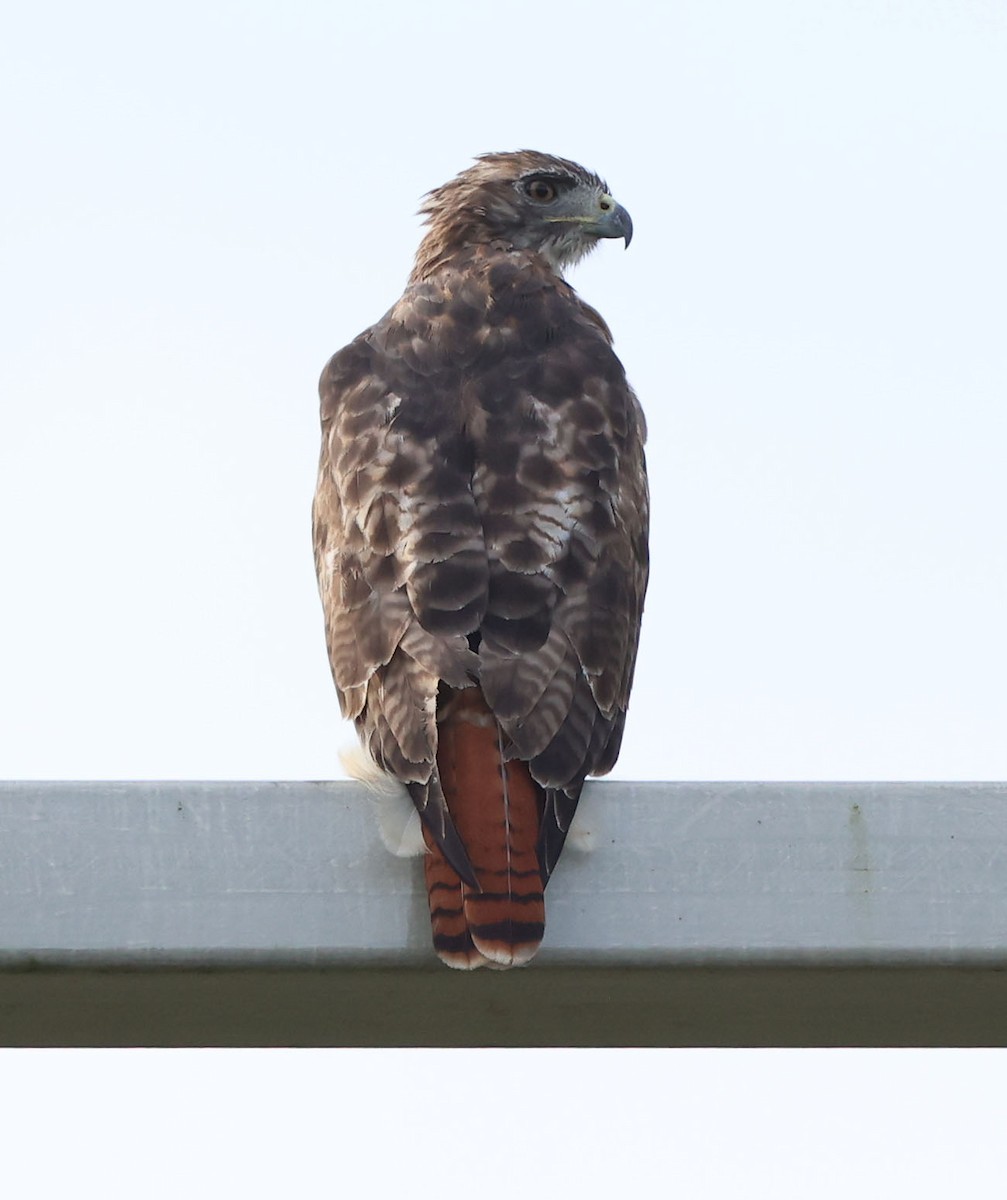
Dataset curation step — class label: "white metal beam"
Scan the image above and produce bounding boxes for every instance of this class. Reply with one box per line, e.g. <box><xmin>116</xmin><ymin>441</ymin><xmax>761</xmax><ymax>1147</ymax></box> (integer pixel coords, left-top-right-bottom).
<box><xmin>2</xmin><ymin>780</ymin><xmax>1006</xmax><ymax>1045</ymax></box>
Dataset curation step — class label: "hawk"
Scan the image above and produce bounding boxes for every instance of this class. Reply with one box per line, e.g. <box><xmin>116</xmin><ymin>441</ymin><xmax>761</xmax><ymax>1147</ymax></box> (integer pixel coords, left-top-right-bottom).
<box><xmin>313</xmin><ymin>151</ymin><xmax>649</xmax><ymax>969</ymax></box>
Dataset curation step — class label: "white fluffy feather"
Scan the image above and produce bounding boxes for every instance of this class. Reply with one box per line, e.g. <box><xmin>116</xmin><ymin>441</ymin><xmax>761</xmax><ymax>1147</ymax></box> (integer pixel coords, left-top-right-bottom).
<box><xmin>339</xmin><ymin>743</ymin><xmax>427</xmax><ymax>857</ymax></box>
<box><xmin>565</xmin><ymin>788</ymin><xmax>600</xmax><ymax>853</ymax></box>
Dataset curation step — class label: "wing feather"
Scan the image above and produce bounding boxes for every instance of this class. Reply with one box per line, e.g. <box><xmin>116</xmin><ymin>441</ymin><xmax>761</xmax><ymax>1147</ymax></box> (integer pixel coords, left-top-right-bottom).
<box><xmin>313</xmin><ymin>245</ymin><xmax>648</xmax><ymax>925</ymax></box>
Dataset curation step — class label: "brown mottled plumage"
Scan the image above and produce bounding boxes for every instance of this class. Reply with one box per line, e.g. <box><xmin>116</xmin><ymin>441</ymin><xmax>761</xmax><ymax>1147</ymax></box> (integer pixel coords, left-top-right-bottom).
<box><xmin>313</xmin><ymin>151</ymin><xmax>649</xmax><ymax>968</ymax></box>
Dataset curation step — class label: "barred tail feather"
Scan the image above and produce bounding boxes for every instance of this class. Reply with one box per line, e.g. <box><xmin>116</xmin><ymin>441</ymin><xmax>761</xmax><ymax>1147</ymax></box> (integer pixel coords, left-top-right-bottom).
<box><xmin>422</xmin><ymin>689</ymin><xmax>545</xmax><ymax>970</ymax></box>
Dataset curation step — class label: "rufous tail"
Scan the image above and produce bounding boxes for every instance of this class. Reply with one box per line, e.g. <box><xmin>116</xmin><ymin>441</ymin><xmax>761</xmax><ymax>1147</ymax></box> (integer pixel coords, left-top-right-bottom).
<box><xmin>422</xmin><ymin>689</ymin><xmax>545</xmax><ymax>970</ymax></box>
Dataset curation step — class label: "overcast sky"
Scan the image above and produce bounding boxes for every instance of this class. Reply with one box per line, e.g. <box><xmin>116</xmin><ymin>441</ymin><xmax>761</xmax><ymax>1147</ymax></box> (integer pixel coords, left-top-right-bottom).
<box><xmin>3</xmin><ymin>0</ymin><xmax>1006</xmax><ymax>1192</ymax></box>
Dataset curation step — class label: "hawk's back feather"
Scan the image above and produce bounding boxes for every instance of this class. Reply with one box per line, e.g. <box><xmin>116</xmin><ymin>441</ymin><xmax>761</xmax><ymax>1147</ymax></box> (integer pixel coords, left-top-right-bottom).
<box><xmin>313</xmin><ymin>153</ymin><xmax>648</xmax><ymax>968</ymax></box>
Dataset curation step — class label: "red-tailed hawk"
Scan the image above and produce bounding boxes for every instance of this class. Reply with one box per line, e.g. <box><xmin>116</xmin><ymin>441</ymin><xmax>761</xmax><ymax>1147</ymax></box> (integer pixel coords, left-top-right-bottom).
<box><xmin>313</xmin><ymin>151</ymin><xmax>648</xmax><ymax>969</ymax></box>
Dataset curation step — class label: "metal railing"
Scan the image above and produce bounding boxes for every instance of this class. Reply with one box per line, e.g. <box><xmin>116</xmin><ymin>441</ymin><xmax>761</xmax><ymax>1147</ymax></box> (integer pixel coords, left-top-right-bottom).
<box><xmin>2</xmin><ymin>780</ymin><xmax>1006</xmax><ymax>1045</ymax></box>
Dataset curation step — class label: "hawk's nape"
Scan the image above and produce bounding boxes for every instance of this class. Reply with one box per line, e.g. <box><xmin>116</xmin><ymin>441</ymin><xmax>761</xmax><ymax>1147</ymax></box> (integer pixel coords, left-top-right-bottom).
<box><xmin>312</xmin><ymin>150</ymin><xmax>649</xmax><ymax>968</ymax></box>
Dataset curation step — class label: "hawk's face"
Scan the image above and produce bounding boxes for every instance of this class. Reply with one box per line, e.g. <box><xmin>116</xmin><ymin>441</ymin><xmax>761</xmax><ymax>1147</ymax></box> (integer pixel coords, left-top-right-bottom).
<box><xmin>500</xmin><ymin>159</ymin><xmax>633</xmax><ymax>269</ymax></box>
<box><xmin>417</xmin><ymin>150</ymin><xmax>633</xmax><ymax>274</ymax></box>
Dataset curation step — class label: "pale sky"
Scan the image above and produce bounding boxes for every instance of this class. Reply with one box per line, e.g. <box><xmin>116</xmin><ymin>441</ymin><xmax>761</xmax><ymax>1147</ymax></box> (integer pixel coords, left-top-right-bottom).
<box><xmin>3</xmin><ymin>0</ymin><xmax>1006</xmax><ymax>782</ymax></box>
<box><xmin>2</xmin><ymin>0</ymin><xmax>1006</xmax><ymax>1193</ymax></box>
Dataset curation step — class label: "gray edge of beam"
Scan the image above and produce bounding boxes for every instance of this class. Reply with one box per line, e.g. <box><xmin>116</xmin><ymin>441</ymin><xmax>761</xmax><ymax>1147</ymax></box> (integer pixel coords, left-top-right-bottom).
<box><xmin>2</xmin><ymin>780</ymin><xmax>1007</xmax><ymax>1047</ymax></box>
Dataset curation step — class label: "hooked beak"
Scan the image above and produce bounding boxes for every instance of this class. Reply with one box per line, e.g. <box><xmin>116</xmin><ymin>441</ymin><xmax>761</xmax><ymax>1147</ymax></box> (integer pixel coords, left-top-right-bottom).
<box><xmin>589</xmin><ymin>196</ymin><xmax>633</xmax><ymax>248</ymax></box>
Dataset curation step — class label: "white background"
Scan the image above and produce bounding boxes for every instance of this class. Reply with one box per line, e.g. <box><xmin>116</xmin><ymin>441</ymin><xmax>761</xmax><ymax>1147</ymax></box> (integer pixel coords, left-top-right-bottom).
<box><xmin>2</xmin><ymin>1</ymin><xmax>1005</xmax><ymax>1194</ymax></box>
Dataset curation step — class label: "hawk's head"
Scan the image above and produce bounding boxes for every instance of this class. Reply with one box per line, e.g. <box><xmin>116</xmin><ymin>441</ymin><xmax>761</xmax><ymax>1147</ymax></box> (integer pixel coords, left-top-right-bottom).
<box><xmin>413</xmin><ymin>150</ymin><xmax>632</xmax><ymax>279</ymax></box>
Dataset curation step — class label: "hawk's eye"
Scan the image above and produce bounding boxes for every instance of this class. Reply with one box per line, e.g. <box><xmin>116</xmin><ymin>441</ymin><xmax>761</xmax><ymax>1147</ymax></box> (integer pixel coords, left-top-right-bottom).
<box><xmin>525</xmin><ymin>179</ymin><xmax>558</xmax><ymax>203</ymax></box>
